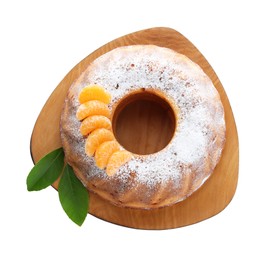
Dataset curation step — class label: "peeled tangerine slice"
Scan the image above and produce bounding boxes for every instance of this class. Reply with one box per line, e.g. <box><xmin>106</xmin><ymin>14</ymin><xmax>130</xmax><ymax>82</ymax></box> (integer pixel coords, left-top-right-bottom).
<box><xmin>85</xmin><ymin>128</ymin><xmax>114</xmax><ymax>157</ymax></box>
<box><xmin>95</xmin><ymin>140</ymin><xmax>121</xmax><ymax>169</ymax></box>
<box><xmin>106</xmin><ymin>150</ymin><xmax>132</xmax><ymax>176</ymax></box>
<box><xmin>80</xmin><ymin>115</ymin><xmax>111</xmax><ymax>136</ymax></box>
<box><xmin>76</xmin><ymin>100</ymin><xmax>111</xmax><ymax>121</ymax></box>
<box><xmin>78</xmin><ymin>85</ymin><xmax>111</xmax><ymax>104</ymax></box>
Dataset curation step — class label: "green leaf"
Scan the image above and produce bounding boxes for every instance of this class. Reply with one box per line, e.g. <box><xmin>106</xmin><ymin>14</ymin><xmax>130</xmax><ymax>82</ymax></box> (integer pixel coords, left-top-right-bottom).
<box><xmin>27</xmin><ymin>148</ymin><xmax>64</xmax><ymax>191</ymax></box>
<box><xmin>58</xmin><ymin>164</ymin><xmax>89</xmax><ymax>226</ymax></box>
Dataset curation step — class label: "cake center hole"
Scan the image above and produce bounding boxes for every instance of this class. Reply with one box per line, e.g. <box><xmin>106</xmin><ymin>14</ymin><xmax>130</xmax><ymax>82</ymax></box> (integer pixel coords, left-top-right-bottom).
<box><xmin>112</xmin><ymin>91</ymin><xmax>176</xmax><ymax>155</ymax></box>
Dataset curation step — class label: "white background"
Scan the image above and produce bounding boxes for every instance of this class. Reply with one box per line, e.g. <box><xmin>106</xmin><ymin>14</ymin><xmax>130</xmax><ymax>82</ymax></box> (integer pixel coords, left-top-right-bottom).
<box><xmin>1</xmin><ymin>0</ymin><xmax>273</xmax><ymax>259</ymax></box>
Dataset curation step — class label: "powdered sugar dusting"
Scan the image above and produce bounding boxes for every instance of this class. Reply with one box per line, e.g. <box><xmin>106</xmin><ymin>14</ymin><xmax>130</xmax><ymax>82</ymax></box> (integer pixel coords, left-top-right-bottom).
<box><xmin>61</xmin><ymin>45</ymin><xmax>226</xmax><ymax>205</ymax></box>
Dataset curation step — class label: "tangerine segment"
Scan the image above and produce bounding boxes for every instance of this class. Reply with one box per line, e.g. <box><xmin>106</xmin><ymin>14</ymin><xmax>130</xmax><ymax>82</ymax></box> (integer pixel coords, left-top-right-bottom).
<box><xmin>95</xmin><ymin>141</ymin><xmax>121</xmax><ymax>169</ymax></box>
<box><xmin>106</xmin><ymin>150</ymin><xmax>132</xmax><ymax>176</ymax></box>
<box><xmin>76</xmin><ymin>100</ymin><xmax>111</xmax><ymax>121</ymax></box>
<box><xmin>80</xmin><ymin>115</ymin><xmax>111</xmax><ymax>136</ymax></box>
<box><xmin>85</xmin><ymin>128</ymin><xmax>114</xmax><ymax>156</ymax></box>
<box><xmin>78</xmin><ymin>85</ymin><xmax>111</xmax><ymax>104</ymax></box>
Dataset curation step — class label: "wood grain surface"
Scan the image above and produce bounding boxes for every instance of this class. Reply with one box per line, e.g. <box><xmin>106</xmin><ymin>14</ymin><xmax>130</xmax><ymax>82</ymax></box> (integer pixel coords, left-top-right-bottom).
<box><xmin>112</xmin><ymin>90</ymin><xmax>176</xmax><ymax>155</ymax></box>
<box><xmin>30</xmin><ymin>27</ymin><xmax>239</xmax><ymax>229</ymax></box>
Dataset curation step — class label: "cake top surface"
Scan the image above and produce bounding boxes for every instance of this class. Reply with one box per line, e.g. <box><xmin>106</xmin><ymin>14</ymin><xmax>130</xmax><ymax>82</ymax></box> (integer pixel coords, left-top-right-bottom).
<box><xmin>62</xmin><ymin>45</ymin><xmax>225</xmax><ymax>193</ymax></box>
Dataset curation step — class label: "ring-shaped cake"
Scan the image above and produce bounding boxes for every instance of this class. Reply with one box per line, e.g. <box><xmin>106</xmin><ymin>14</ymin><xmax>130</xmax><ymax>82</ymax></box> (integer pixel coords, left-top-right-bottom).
<box><xmin>60</xmin><ymin>45</ymin><xmax>226</xmax><ymax>209</ymax></box>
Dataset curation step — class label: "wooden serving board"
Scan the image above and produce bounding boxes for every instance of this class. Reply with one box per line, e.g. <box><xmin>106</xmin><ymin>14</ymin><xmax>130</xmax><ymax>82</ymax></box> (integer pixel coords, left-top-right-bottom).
<box><xmin>30</xmin><ymin>27</ymin><xmax>239</xmax><ymax>229</ymax></box>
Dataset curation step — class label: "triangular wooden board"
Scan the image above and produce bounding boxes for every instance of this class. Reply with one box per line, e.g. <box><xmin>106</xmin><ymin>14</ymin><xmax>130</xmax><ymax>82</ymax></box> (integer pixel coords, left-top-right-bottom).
<box><xmin>30</xmin><ymin>27</ymin><xmax>239</xmax><ymax>229</ymax></box>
